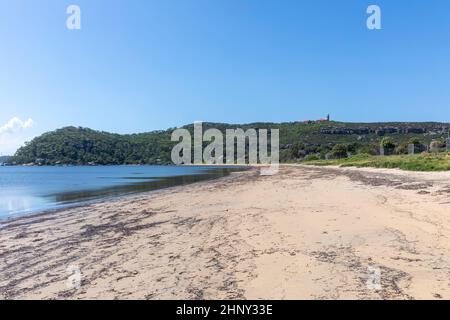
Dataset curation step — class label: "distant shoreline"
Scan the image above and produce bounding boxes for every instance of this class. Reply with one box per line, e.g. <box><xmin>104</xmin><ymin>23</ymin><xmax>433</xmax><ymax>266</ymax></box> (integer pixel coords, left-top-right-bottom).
<box><xmin>8</xmin><ymin>122</ymin><xmax>449</xmax><ymax>167</ymax></box>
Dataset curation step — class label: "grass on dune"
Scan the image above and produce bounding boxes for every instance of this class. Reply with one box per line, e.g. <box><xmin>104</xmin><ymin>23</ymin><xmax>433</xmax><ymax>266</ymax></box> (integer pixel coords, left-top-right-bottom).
<box><xmin>304</xmin><ymin>153</ymin><xmax>450</xmax><ymax>172</ymax></box>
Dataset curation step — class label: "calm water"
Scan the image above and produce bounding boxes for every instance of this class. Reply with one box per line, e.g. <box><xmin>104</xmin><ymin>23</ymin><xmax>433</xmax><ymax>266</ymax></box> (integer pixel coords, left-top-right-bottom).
<box><xmin>0</xmin><ymin>165</ymin><xmax>244</xmax><ymax>219</ymax></box>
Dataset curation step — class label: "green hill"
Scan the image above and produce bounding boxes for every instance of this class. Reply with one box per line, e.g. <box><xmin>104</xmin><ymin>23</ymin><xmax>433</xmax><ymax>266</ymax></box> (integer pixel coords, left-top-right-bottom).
<box><xmin>9</xmin><ymin>121</ymin><xmax>449</xmax><ymax>165</ymax></box>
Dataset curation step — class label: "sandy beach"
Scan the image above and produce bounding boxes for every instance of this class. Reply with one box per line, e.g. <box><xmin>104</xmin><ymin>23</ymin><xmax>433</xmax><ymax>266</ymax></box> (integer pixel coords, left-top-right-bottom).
<box><xmin>0</xmin><ymin>165</ymin><xmax>449</xmax><ymax>300</ymax></box>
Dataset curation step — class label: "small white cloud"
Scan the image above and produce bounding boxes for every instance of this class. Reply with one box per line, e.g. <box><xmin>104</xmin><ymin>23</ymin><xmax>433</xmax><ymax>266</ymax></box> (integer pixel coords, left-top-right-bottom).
<box><xmin>0</xmin><ymin>117</ymin><xmax>34</xmax><ymax>135</ymax></box>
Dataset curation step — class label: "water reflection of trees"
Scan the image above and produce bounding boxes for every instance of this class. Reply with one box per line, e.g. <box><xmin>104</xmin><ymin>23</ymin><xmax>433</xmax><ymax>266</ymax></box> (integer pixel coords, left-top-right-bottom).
<box><xmin>51</xmin><ymin>168</ymin><xmax>245</xmax><ymax>204</ymax></box>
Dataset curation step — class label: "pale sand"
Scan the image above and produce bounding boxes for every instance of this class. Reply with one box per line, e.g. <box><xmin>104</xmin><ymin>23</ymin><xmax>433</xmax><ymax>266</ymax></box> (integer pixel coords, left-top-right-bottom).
<box><xmin>0</xmin><ymin>165</ymin><xmax>449</xmax><ymax>300</ymax></box>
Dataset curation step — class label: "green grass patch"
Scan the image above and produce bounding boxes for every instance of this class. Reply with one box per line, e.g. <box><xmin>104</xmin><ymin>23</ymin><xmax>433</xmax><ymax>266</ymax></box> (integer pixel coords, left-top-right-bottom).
<box><xmin>304</xmin><ymin>153</ymin><xmax>450</xmax><ymax>172</ymax></box>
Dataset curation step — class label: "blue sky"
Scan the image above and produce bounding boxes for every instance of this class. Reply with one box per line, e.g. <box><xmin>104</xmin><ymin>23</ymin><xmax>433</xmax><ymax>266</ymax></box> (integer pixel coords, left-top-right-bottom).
<box><xmin>1</xmin><ymin>0</ymin><xmax>450</xmax><ymax>154</ymax></box>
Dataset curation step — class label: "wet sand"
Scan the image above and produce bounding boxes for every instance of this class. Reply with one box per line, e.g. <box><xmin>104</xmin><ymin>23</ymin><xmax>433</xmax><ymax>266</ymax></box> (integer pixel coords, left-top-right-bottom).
<box><xmin>0</xmin><ymin>165</ymin><xmax>449</xmax><ymax>300</ymax></box>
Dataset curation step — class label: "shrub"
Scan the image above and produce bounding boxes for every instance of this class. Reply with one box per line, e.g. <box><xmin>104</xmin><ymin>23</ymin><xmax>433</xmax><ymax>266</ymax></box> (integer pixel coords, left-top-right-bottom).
<box><xmin>380</xmin><ymin>137</ymin><xmax>395</xmax><ymax>150</ymax></box>
<box><xmin>380</xmin><ymin>137</ymin><xmax>396</xmax><ymax>155</ymax></box>
<box><xmin>330</xmin><ymin>144</ymin><xmax>348</xmax><ymax>159</ymax></box>
<box><xmin>357</xmin><ymin>144</ymin><xmax>378</xmax><ymax>155</ymax></box>
<box><xmin>395</xmin><ymin>143</ymin><xmax>409</xmax><ymax>155</ymax></box>
<box><xmin>430</xmin><ymin>140</ymin><xmax>444</xmax><ymax>153</ymax></box>
<box><xmin>304</xmin><ymin>154</ymin><xmax>320</xmax><ymax>161</ymax></box>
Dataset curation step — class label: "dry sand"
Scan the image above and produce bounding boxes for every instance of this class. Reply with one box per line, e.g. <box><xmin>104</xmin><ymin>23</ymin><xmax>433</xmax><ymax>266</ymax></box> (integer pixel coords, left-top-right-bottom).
<box><xmin>0</xmin><ymin>165</ymin><xmax>449</xmax><ymax>300</ymax></box>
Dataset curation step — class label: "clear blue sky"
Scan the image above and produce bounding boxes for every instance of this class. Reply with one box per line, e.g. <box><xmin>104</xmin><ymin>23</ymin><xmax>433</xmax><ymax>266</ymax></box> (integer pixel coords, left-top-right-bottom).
<box><xmin>1</xmin><ymin>0</ymin><xmax>450</xmax><ymax>154</ymax></box>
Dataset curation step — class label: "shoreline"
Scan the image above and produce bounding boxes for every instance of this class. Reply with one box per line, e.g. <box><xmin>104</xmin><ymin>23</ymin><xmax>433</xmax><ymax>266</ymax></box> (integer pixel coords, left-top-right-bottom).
<box><xmin>3</xmin><ymin>163</ymin><xmax>446</xmax><ymax>227</ymax></box>
<box><xmin>1</xmin><ymin>165</ymin><xmax>449</xmax><ymax>299</ymax></box>
<box><xmin>0</xmin><ymin>169</ymin><xmax>250</xmax><ymax>227</ymax></box>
